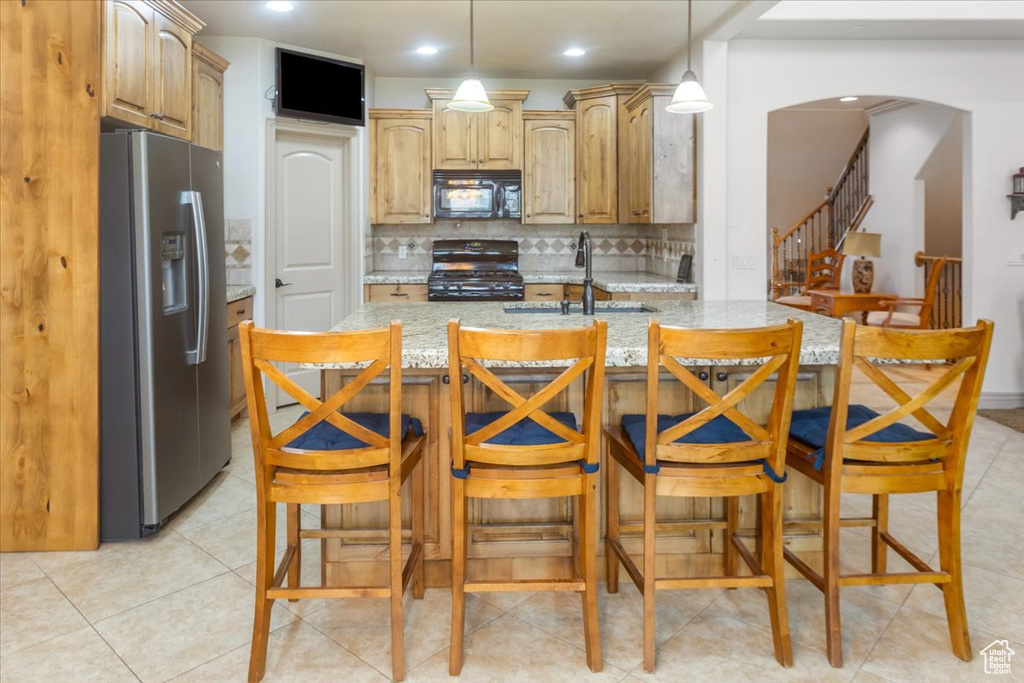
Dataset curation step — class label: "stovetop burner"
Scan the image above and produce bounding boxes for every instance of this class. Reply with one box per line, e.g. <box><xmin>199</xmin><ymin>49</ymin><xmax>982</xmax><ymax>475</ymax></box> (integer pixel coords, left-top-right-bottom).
<box><xmin>428</xmin><ymin>239</ymin><xmax>524</xmax><ymax>302</ymax></box>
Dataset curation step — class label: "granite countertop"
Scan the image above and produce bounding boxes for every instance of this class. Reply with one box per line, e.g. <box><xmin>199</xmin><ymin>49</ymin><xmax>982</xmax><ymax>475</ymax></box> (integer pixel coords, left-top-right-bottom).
<box><xmin>363</xmin><ymin>270</ymin><xmax>697</xmax><ymax>293</ymax></box>
<box><xmin>317</xmin><ymin>300</ymin><xmax>842</xmax><ymax>369</ymax></box>
<box><xmin>227</xmin><ymin>285</ymin><xmax>256</xmax><ymax>303</ymax></box>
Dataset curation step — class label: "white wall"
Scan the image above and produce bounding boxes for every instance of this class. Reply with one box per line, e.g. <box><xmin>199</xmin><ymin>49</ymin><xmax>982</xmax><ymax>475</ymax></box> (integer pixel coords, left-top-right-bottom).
<box><xmin>718</xmin><ymin>39</ymin><xmax>1024</xmax><ymax>402</ymax></box>
<box><xmin>373</xmin><ymin>77</ymin><xmax>613</xmax><ymax>110</ymax></box>
<box><xmin>859</xmin><ymin>103</ymin><xmax>958</xmax><ymax>297</ymax></box>
<box><xmin>920</xmin><ymin>113</ymin><xmax>964</xmax><ymax>259</ymax></box>
<box><xmin>200</xmin><ymin>37</ymin><xmax>368</xmax><ymax>326</ymax></box>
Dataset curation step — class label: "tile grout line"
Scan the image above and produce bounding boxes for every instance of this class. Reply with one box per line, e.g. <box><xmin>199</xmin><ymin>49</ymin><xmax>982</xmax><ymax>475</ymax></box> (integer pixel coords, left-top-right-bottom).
<box><xmin>27</xmin><ymin>568</ymin><xmax>144</xmax><ymax>682</ymax></box>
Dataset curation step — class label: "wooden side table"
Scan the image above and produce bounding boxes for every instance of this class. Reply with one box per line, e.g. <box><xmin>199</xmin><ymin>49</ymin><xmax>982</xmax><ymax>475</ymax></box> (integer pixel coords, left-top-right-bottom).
<box><xmin>807</xmin><ymin>290</ymin><xmax>898</xmax><ymax>324</ymax></box>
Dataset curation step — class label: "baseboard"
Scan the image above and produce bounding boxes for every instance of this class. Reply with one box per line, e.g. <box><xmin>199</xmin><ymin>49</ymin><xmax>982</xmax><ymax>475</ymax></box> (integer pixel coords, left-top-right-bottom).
<box><xmin>979</xmin><ymin>392</ymin><xmax>1024</xmax><ymax>410</ymax></box>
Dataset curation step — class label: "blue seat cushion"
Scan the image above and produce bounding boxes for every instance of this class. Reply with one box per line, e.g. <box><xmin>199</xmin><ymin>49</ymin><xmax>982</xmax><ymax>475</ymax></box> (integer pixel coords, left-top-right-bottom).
<box><xmin>621</xmin><ymin>413</ymin><xmax>753</xmax><ymax>456</ymax></box>
<box><xmin>286</xmin><ymin>412</ymin><xmax>424</xmax><ymax>451</ymax></box>
<box><xmin>789</xmin><ymin>404</ymin><xmax>935</xmax><ymax>471</ymax></box>
<box><xmin>465</xmin><ymin>412</ymin><xmax>578</xmax><ymax>446</ymax></box>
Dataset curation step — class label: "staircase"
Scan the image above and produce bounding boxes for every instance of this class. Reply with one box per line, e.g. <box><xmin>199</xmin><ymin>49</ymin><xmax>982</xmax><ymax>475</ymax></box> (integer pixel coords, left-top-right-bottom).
<box><xmin>771</xmin><ymin>129</ymin><xmax>873</xmax><ymax>299</ymax></box>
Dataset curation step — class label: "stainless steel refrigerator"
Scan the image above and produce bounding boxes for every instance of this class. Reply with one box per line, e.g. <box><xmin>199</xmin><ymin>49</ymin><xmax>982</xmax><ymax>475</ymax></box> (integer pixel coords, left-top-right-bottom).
<box><xmin>100</xmin><ymin>131</ymin><xmax>231</xmax><ymax>540</ymax></box>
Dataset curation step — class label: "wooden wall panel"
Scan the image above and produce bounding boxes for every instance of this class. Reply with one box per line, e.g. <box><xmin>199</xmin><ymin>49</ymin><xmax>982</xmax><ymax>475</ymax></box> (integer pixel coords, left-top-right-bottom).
<box><xmin>1</xmin><ymin>0</ymin><xmax>101</xmax><ymax>550</ymax></box>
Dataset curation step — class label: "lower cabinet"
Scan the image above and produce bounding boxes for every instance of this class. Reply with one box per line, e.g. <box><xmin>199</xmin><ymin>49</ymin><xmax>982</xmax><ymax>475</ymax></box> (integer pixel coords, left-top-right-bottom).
<box><xmin>564</xmin><ymin>284</ymin><xmax>613</xmax><ymax>302</ymax></box>
<box><xmin>227</xmin><ymin>296</ymin><xmax>253</xmax><ymax>420</ymax></box>
<box><xmin>524</xmin><ymin>284</ymin><xmax>565</xmax><ymax>301</ymax></box>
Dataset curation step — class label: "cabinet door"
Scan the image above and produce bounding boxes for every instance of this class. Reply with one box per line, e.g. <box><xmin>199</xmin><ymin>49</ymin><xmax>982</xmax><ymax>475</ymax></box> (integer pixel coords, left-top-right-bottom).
<box><xmin>523</xmin><ymin>119</ymin><xmax>574</xmax><ymax>224</ymax></box>
<box><xmin>636</xmin><ymin>103</ymin><xmax>653</xmax><ymax>222</ymax></box>
<box><xmin>576</xmin><ymin>96</ymin><xmax>617</xmax><ymax>224</ymax></box>
<box><xmin>150</xmin><ymin>12</ymin><xmax>192</xmax><ymax>139</ymax></box>
<box><xmin>227</xmin><ymin>324</ymin><xmax>245</xmax><ymax>418</ymax></box>
<box><xmin>433</xmin><ymin>102</ymin><xmax>477</xmax><ymax>169</ymax></box>
<box><xmin>192</xmin><ymin>57</ymin><xmax>224</xmax><ymax>150</ymax></box>
<box><xmin>478</xmin><ymin>100</ymin><xmax>522</xmax><ymax>169</ymax></box>
<box><xmin>104</xmin><ymin>0</ymin><xmax>155</xmax><ymax>127</ymax></box>
<box><xmin>373</xmin><ymin>117</ymin><xmax>432</xmax><ymax>224</ymax></box>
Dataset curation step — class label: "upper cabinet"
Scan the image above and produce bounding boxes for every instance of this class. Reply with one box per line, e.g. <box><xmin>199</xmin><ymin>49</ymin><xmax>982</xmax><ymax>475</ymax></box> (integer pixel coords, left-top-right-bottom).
<box><xmin>623</xmin><ymin>85</ymin><xmax>697</xmax><ymax>224</ymax></box>
<box><xmin>523</xmin><ymin>112</ymin><xmax>575</xmax><ymax>224</ymax></box>
<box><xmin>103</xmin><ymin>0</ymin><xmax>203</xmax><ymax>140</ymax></box>
<box><xmin>370</xmin><ymin>110</ymin><xmax>433</xmax><ymax>225</ymax></box>
<box><xmin>564</xmin><ymin>84</ymin><xmax>639</xmax><ymax>224</ymax></box>
<box><xmin>427</xmin><ymin>89</ymin><xmax>528</xmax><ymax>170</ymax></box>
<box><xmin>191</xmin><ymin>42</ymin><xmax>229</xmax><ymax>151</ymax></box>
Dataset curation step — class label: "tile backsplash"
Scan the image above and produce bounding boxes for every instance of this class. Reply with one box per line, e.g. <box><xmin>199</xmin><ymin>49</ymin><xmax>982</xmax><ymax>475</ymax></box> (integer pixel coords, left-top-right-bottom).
<box><xmin>225</xmin><ymin>219</ymin><xmax>252</xmax><ymax>286</ymax></box>
<box><xmin>372</xmin><ymin>221</ymin><xmax>696</xmax><ymax>279</ymax></box>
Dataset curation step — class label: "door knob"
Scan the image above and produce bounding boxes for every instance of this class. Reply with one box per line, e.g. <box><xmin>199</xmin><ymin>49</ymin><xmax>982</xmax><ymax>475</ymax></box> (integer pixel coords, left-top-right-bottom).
<box><xmin>716</xmin><ymin>372</ymin><xmax>728</xmax><ymax>382</ymax></box>
<box><xmin>275</xmin><ymin>278</ymin><xmax>293</xmax><ymax>288</ymax></box>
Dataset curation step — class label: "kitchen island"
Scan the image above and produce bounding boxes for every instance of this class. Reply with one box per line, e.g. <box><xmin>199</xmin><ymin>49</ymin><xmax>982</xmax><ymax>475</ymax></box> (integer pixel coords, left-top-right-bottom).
<box><xmin>315</xmin><ymin>300</ymin><xmax>841</xmax><ymax>588</ymax></box>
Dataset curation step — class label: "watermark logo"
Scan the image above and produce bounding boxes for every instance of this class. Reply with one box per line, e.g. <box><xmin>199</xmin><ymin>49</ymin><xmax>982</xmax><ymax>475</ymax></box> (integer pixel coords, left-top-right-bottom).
<box><xmin>980</xmin><ymin>640</ymin><xmax>1015</xmax><ymax>675</ymax></box>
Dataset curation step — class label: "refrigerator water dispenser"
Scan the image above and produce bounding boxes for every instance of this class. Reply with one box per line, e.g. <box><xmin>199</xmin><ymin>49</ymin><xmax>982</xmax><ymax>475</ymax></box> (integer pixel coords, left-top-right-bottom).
<box><xmin>161</xmin><ymin>232</ymin><xmax>187</xmax><ymax>313</ymax></box>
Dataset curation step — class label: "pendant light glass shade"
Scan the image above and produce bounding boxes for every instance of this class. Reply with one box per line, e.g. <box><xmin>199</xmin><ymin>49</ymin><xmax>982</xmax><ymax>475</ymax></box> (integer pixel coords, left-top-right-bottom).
<box><xmin>667</xmin><ymin>0</ymin><xmax>712</xmax><ymax>114</ymax></box>
<box><xmin>448</xmin><ymin>75</ymin><xmax>493</xmax><ymax>112</ymax></box>
<box><xmin>447</xmin><ymin>0</ymin><xmax>493</xmax><ymax>113</ymax></box>
<box><xmin>667</xmin><ymin>70</ymin><xmax>713</xmax><ymax>113</ymax></box>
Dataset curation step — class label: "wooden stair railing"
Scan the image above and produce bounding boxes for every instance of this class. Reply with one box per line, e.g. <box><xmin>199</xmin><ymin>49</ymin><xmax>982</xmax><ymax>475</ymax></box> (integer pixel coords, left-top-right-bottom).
<box><xmin>916</xmin><ymin>251</ymin><xmax>963</xmax><ymax>330</ymax></box>
<box><xmin>771</xmin><ymin>129</ymin><xmax>872</xmax><ymax>299</ymax></box>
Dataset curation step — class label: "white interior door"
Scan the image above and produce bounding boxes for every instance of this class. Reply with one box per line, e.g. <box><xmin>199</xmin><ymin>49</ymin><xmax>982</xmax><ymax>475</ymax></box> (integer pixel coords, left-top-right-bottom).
<box><xmin>272</xmin><ymin>131</ymin><xmax>347</xmax><ymax>407</ymax></box>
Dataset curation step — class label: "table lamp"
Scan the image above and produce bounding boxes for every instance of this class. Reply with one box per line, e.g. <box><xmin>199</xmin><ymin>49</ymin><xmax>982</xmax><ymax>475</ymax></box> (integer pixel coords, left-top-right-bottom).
<box><xmin>843</xmin><ymin>231</ymin><xmax>882</xmax><ymax>293</ymax></box>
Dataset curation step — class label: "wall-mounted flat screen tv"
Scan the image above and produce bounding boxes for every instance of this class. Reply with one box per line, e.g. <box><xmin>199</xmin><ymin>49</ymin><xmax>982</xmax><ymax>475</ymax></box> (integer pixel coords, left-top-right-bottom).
<box><xmin>275</xmin><ymin>48</ymin><xmax>365</xmax><ymax>127</ymax></box>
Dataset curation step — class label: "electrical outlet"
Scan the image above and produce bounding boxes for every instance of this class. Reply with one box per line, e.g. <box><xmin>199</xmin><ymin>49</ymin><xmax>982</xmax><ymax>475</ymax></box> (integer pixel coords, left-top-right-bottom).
<box><xmin>398</xmin><ymin>245</ymin><xmax>408</xmax><ymax>259</ymax></box>
<box><xmin>732</xmin><ymin>254</ymin><xmax>756</xmax><ymax>270</ymax></box>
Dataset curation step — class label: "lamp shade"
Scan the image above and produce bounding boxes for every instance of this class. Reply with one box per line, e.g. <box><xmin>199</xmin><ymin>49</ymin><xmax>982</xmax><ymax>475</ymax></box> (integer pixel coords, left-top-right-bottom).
<box><xmin>666</xmin><ymin>70</ymin><xmax>713</xmax><ymax>114</ymax></box>
<box><xmin>447</xmin><ymin>77</ymin><xmax>493</xmax><ymax>112</ymax></box>
<box><xmin>843</xmin><ymin>231</ymin><xmax>882</xmax><ymax>258</ymax></box>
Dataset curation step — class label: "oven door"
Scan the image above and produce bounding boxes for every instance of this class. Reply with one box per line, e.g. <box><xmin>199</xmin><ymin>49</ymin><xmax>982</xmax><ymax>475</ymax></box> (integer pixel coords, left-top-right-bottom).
<box><xmin>434</xmin><ymin>179</ymin><xmax>500</xmax><ymax>219</ymax></box>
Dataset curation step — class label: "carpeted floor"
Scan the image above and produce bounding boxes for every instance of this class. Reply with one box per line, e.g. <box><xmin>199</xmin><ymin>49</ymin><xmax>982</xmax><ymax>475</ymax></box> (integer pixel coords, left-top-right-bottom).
<box><xmin>978</xmin><ymin>407</ymin><xmax>1024</xmax><ymax>433</ymax></box>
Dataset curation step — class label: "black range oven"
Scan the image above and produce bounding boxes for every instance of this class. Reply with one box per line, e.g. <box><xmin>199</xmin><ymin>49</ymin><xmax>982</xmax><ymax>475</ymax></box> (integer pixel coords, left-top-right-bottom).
<box><xmin>433</xmin><ymin>170</ymin><xmax>521</xmax><ymax>220</ymax></box>
<box><xmin>427</xmin><ymin>239</ymin><xmax>524</xmax><ymax>302</ymax></box>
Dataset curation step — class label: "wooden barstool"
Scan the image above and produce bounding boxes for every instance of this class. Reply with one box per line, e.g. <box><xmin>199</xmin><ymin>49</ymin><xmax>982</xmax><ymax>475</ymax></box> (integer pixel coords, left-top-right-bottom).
<box><xmin>605</xmin><ymin>319</ymin><xmax>804</xmax><ymax>672</ymax></box>
<box><xmin>239</xmin><ymin>321</ymin><xmax>426</xmax><ymax>682</ymax></box>
<box><xmin>783</xmin><ymin>319</ymin><xmax>994</xmax><ymax>667</ymax></box>
<box><xmin>447</xmin><ymin>319</ymin><xmax>608</xmax><ymax>674</ymax></box>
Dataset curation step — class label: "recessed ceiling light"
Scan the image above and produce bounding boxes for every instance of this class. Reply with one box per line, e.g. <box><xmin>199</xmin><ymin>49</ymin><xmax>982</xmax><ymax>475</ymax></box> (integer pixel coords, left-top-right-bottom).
<box><xmin>267</xmin><ymin>1</ymin><xmax>294</xmax><ymax>11</ymax></box>
<box><xmin>563</xmin><ymin>48</ymin><xmax>586</xmax><ymax>57</ymax></box>
<box><xmin>415</xmin><ymin>46</ymin><xmax>438</xmax><ymax>55</ymax></box>
<box><xmin>840</xmin><ymin>96</ymin><xmax>859</xmax><ymax>102</ymax></box>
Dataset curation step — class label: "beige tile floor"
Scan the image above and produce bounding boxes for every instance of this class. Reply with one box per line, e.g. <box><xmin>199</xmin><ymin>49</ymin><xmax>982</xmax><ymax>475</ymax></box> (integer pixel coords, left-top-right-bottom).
<box><xmin>2</xmin><ymin>366</ymin><xmax>1022</xmax><ymax>682</ymax></box>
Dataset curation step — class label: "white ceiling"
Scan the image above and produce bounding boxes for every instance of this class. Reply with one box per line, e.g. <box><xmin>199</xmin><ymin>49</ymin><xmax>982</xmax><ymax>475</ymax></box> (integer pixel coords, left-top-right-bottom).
<box><xmin>181</xmin><ymin>0</ymin><xmax>744</xmax><ymax>79</ymax></box>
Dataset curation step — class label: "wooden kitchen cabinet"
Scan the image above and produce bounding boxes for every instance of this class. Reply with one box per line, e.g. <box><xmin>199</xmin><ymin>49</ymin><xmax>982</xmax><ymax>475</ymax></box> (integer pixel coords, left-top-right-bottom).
<box><xmin>191</xmin><ymin>42</ymin><xmax>229</xmax><ymax>151</ymax></box>
<box><xmin>227</xmin><ymin>296</ymin><xmax>253</xmax><ymax>420</ymax></box>
<box><xmin>369</xmin><ymin>110</ymin><xmax>433</xmax><ymax>224</ymax></box>
<box><xmin>103</xmin><ymin>0</ymin><xmax>202</xmax><ymax>140</ymax></box>
<box><xmin>364</xmin><ymin>283</ymin><xmax>429</xmax><ymax>302</ymax></box>
<box><xmin>523</xmin><ymin>112</ymin><xmax>575</xmax><ymax>224</ymax></box>
<box><xmin>427</xmin><ymin>89</ymin><xmax>528</xmax><ymax>170</ymax></box>
<box><xmin>623</xmin><ymin>85</ymin><xmax>697</xmax><ymax>224</ymax></box>
<box><xmin>564</xmin><ymin>84</ymin><xmax>640</xmax><ymax>224</ymax></box>
<box><xmin>524</xmin><ymin>284</ymin><xmax>565</xmax><ymax>301</ymax></box>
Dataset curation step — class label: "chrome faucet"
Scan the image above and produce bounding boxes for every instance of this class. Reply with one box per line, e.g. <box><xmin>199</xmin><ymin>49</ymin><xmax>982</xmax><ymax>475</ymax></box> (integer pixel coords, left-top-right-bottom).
<box><xmin>574</xmin><ymin>230</ymin><xmax>595</xmax><ymax>315</ymax></box>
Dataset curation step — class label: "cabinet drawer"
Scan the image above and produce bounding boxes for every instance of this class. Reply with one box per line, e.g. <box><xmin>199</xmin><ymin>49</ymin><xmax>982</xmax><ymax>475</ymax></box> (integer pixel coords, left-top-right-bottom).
<box><xmin>564</xmin><ymin>284</ymin><xmax>612</xmax><ymax>301</ymax></box>
<box><xmin>367</xmin><ymin>284</ymin><xmax>428</xmax><ymax>302</ymax></box>
<box><xmin>524</xmin><ymin>284</ymin><xmax>565</xmax><ymax>301</ymax></box>
<box><xmin>227</xmin><ymin>296</ymin><xmax>253</xmax><ymax>328</ymax></box>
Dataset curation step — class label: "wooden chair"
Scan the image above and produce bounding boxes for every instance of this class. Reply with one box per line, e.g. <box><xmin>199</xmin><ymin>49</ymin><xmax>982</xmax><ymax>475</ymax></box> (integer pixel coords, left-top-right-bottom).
<box><xmin>447</xmin><ymin>319</ymin><xmax>608</xmax><ymax>674</ymax></box>
<box><xmin>605</xmin><ymin>319</ymin><xmax>804</xmax><ymax>672</ymax></box>
<box><xmin>866</xmin><ymin>256</ymin><xmax>947</xmax><ymax>329</ymax></box>
<box><xmin>239</xmin><ymin>321</ymin><xmax>425</xmax><ymax>682</ymax></box>
<box><xmin>776</xmin><ymin>248</ymin><xmax>845</xmax><ymax>312</ymax></box>
<box><xmin>783</xmin><ymin>318</ymin><xmax>994</xmax><ymax>668</ymax></box>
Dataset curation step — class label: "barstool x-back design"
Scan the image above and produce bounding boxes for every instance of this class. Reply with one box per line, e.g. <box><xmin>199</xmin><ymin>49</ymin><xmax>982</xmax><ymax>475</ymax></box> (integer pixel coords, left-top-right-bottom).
<box><xmin>240</xmin><ymin>321</ymin><xmax>425</xmax><ymax>682</ymax></box>
<box><xmin>447</xmin><ymin>319</ymin><xmax>608</xmax><ymax>675</ymax></box>
<box><xmin>605</xmin><ymin>319</ymin><xmax>804</xmax><ymax>672</ymax></box>
<box><xmin>784</xmin><ymin>319</ymin><xmax>994</xmax><ymax>668</ymax></box>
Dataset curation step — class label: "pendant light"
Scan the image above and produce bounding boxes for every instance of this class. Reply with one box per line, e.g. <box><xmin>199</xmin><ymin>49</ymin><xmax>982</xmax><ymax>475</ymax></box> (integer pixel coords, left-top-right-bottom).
<box><xmin>667</xmin><ymin>0</ymin><xmax>713</xmax><ymax>114</ymax></box>
<box><xmin>448</xmin><ymin>0</ymin><xmax>493</xmax><ymax>112</ymax></box>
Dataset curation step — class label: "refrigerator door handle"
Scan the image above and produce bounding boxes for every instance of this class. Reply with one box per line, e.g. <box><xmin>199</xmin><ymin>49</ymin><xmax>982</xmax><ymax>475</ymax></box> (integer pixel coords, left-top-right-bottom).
<box><xmin>183</xmin><ymin>190</ymin><xmax>209</xmax><ymax>365</ymax></box>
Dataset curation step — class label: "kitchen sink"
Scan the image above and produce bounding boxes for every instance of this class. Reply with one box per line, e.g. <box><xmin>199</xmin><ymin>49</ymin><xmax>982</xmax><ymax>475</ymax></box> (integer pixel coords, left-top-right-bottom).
<box><xmin>503</xmin><ymin>304</ymin><xmax>657</xmax><ymax>315</ymax></box>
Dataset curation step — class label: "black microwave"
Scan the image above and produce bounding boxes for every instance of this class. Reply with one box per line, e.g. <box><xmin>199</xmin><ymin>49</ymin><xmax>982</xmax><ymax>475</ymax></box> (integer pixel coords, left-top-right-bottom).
<box><xmin>433</xmin><ymin>170</ymin><xmax>521</xmax><ymax>220</ymax></box>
